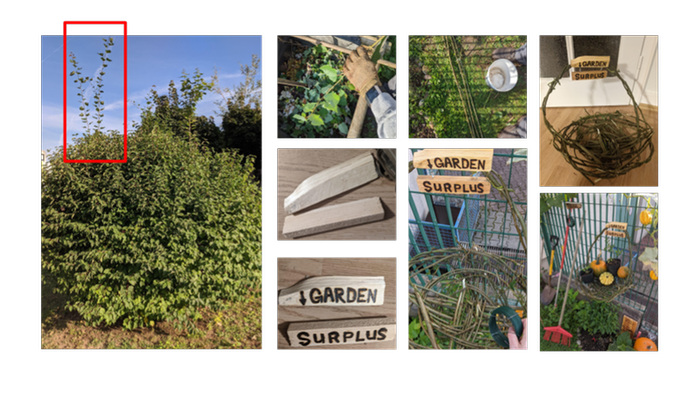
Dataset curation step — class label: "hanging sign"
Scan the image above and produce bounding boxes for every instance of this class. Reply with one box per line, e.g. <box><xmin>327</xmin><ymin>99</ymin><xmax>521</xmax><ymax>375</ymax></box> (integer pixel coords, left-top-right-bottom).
<box><xmin>606</xmin><ymin>222</ymin><xmax>628</xmax><ymax>237</ymax></box>
<box><xmin>572</xmin><ymin>70</ymin><xmax>608</xmax><ymax>81</ymax></box>
<box><xmin>278</xmin><ymin>276</ymin><xmax>385</xmax><ymax>306</ymax></box>
<box><xmin>570</xmin><ymin>56</ymin><xmax>610</xmax><ymax>68</ymax></box>
<box><xmin>606</xmin><ymin>221</ymin><xmax>628</xmax><ymax>231</ymax></box>
<box><xmin>413</xmin><ymin>149</ymin><xmax>493</xmax><ymax>172</ymax></box>
<box><xmin>605</xmin><ymin>229</ymin><xmax>626</xmax><ymax>238</ymax></box>
<box><xmin>417</xmin><ymin>175</ymin><xmax>491</xmax><ymax>195</ymax></box>
<box><xmin>570</xmin><ymin>55</ymin><xmax>610</xmax><ymax>81</ymax></box>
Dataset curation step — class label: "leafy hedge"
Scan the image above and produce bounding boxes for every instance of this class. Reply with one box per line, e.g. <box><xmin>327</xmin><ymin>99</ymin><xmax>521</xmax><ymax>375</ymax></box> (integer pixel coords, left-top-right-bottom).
<box><xmin>42</xmin><ymin>129</ymin><xmax>261</xmax><ymax>330</ymax></box>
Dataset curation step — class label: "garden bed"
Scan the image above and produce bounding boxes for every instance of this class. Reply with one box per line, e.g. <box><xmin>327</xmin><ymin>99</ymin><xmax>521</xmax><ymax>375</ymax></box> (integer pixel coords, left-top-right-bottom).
<box><xmin>540</xmin><ymin>286</ymin><xmax>658</xmax><ymax>351</ymax></box>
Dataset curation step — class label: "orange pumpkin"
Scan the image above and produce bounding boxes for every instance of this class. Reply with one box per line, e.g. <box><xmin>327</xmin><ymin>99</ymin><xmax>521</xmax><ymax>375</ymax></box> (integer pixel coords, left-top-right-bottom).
<box><xmin>634</xmin><ymin>337</ymin><xmax>657</xmax><ymax>351</ymax></box>
<box><xmin>590</xmin><ymin>259</ymin><xmax>607</xmax><ymax>277</ymax></box>
<box><xmin>617</xmin><ymin>266</ymin><xmax>630</xmax><ymax>279</ymax></box>
<box><xmin>650</xmin><ymin>270</ymin><xmax>658</xmax><ymax>280</ymax></box>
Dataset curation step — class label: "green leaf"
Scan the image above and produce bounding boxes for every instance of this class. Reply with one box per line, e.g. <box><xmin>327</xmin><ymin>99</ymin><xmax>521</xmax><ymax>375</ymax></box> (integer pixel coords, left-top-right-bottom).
<box><xmin>292</xmin><ymin>114</ymin><xmax>306</xmax><ymax>124</ymax></box>
<box><xmin>370</xmin><ymin>36</ymin><xmax>388</xmax><ymax>64</ymax></box>
<box><xmin>338</xmin><ymin>123</ymin><xmax>348</xmax><ymax>135</ymax></box>
<box><xmin>308</xmin><ymin>114</ymin><xmax>324</xmax><ymax>126</ymax></box>
<box><xmin>302</xmin><ymin>102</ymin><xmax>315</xmax><ymax>113</ymax></box>
<box><xmin>320</xmin><ymin>65</ymin><xmax>338</xmax><ymax>82</ymax></box>
<box><xmin>314</xmin><ymin>44</ymin><xmax>328</xmax><ymax>55</ymax></box>
<box><xmin>323</xmin><ymin>92</ymin><xmax>340</xmax><ymax>112</ymax></box>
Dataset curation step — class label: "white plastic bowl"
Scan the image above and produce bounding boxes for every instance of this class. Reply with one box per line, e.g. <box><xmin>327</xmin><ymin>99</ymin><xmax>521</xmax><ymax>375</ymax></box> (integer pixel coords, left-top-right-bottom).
<box><xmin>486</xmin><ymin>59</ymin><xmax>518</xmax><ymax>92</ymax></box>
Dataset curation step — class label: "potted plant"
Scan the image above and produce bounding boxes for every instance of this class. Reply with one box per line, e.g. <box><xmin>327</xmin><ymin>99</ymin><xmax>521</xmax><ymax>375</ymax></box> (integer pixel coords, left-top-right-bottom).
<box><xmin>580</xmin><ymin>267</ymin><xmax>595</xmax><ymax>284</ymax></box>
<box><xmin>607</xmin><ymin>258</ymin><xmax>621</xmax><ymax>277</ymax></box>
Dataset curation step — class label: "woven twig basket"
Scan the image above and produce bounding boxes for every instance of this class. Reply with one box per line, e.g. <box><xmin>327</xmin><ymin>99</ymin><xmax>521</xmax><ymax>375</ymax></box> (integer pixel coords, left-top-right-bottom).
<box><xmin>409</xmin><ymin>246</ymin><xmax>526</xmax><ymax>349</ymax></box>
<box><xmin>542</xmin><ymin>64</ymin><xmax>655</xmax><ymax>184</ymax></box>
<box><xmin>577</xmin><ymin>227</ymin><xmax>635</xmax><ymax>302</ymax></box>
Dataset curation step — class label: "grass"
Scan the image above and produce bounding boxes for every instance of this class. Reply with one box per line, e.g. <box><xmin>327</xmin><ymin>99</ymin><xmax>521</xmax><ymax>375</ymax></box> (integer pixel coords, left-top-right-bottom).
<box><xmin>41</xmin><ymin>271</ymin><xmax>262</xmax><ymax>349</ymax></box>
<box><xmin>409</xmin><ymin>36</ymin><xmax>527</xmax><ymax>138</ymax></box>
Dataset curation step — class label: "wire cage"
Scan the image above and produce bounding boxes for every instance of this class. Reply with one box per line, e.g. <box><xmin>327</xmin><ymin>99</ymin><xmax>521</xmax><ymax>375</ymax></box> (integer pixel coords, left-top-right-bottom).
<box><xmin>409</xmin><ymin>36</ymin><xmax>527</xmax><ymax>138</ymax></box>
<box><xmin>540</xmin><ymin>193</ymin><xmax>658</xmax><ymax>335</ymax></box>
<box><xmin>409</xmin><ymin>149</ymin><xmax>527</xmax><ymax>349</ymax></box>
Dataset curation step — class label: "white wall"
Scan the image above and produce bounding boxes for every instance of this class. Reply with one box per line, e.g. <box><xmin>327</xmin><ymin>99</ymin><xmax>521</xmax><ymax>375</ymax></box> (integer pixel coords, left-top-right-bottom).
<box><xmin>406</xmin><ymin>149</ymin><xmax>428</xmax><ymax>249</ymax></box>
<box><xmin>640</xmin><ymin>36</ymin><xmax>658</xmax><ymax>106</ymax></box>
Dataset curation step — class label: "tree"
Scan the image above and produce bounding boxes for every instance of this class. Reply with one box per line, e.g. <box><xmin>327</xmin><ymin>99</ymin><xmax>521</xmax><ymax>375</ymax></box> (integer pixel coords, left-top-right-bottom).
<box><xmin>211</xmin><ymin>55</ymin><xmax>262</xmax><ymax>178</ymax></box>
<box><xmin>43</xmin><ymin>48</ymin><xmax>261</xmax><ymax>331</ymax></box>
<box><xmin>220</xmin><ymin>102</ymin><xmax>261</xmax><ymax>177</ymax></box>
<box><xmin>211</xmin><ymin>54</ymin><xmax>261</xmax><ymax>112</ymax></box>
<box><xmin>135</xmin><ymin>70</ymin><xmax>217</xmax><ymax>144</ymax></box>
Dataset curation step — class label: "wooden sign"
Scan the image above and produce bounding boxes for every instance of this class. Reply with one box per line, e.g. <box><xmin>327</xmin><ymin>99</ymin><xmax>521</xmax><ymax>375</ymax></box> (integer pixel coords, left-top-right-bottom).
<box><xmin>605</xmin><ymin>229</ymin><xmax>626</xmax><ymax>238</ymax></box>
<box><xmin>278</xmin><ymin>276</ymin><xmax>385</xmax><ymax>306</ymax></box>
<box><xmin>565</xmin><ymin>202</ymin><xmax>582</xmax><ymax>209</ymax></box>
<box><xmin>413</xmin><ymin>149</ymin><xmax>493</xmax><ymax>172</ymax></box>
<box><xmin>572</xmin><ymin>70</ymin><xmax>608</xmax><ymax>81</ymax></box>
<box><xmin>288</xmin><ymin>317</ymin><xmax>396</xmax><ymax>347</ymax></box>
<box><xmin>417</xmin><ymin>175</ymin><xmax>491</xmax><ymax>195</ymax></box>
<box><xmin>570</xmin><ymin>56</ymin><xmax>610</xmax><ymax>68</ymax></box>
<box><xmin>283</xmin><ymin>197</ymin><xmax>384</xmax><ymax>238</ymax></box>
<box><xmin>284</xmin><ymin>151</ymin><xmax>379</xmax><ymax>215</ymax></box>
<box><xmin>606</xmin><ymin>221</ymin><xmax>628</xmax><ymax>231</ymax></box>
<box><xmin>621</xmin><ymin>315</ymin><xmax>639</xmax><ymax>336</ymax></box>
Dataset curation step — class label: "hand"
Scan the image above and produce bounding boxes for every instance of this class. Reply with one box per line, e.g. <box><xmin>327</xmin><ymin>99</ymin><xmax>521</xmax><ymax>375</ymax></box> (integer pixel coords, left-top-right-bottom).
<box><xmin>508</xmin><ymin>318</ymin><xmax>527</xmax><ymax>349</ymax></box>
<box><xmin>343</xmin><ymin>46</ymin><xmax>381</xmax><ymax>95</ymax></box>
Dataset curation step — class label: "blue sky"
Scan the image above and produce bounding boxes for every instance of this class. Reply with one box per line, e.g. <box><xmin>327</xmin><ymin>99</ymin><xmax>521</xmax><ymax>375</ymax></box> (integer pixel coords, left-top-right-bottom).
<box><xmin>41</xmin><ymin>36</ymin><xmax>261</xmax><ymax>153</ymax></box>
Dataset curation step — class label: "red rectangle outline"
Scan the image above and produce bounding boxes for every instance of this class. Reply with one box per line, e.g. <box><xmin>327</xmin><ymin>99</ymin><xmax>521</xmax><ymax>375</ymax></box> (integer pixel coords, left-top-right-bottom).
<box><xmin>63</xmin><ymin>21</ymin><xmax>127</xmax><ymax>163</ymax></box>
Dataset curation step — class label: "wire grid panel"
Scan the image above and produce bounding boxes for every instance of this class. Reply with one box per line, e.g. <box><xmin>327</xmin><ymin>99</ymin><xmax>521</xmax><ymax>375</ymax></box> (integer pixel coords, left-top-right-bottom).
<box><xmin>540</xmin><ymin>193</ymin><xmax>658</xmax><ymax>333</ymax></box>
<box><xmin>409</xmin><ymin>149</ymin><xmax>527</xmax><ymax>262</ymax></box>
<box><xmin>409</xmin><ymin>36</ymin><xmax>527</xmax><ymax>138</ymax></box>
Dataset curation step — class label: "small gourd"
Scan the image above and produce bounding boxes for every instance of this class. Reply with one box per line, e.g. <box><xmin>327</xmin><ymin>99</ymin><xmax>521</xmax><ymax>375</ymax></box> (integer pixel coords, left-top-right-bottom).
<box><xmin>599</xmin><ymin>272</ymin><xmax>614</xmax><ymax>286</ymax></box>
<box><xmin>617</xmin><ymin>266</ymin><xmax>629</xmax><ymax>279</ymax></box>
<box><xmin>590</xmin><ymin>259</ymin><xmax>607</xmax><ymax>277</ymax></box>
<box><xmin>650</xmin><ymin>269</ymin><xmax>658</xmax><ymax>280</ymax></box>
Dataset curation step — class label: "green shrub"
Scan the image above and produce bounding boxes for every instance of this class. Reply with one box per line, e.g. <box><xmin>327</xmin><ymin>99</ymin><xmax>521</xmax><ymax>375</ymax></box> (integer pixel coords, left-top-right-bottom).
<box><xmin>577</xmin><ymin>300</ymin><xmax>620</xmax><ymax>337</ymax></box>
<box><xmin>42</xmin><ymin>129</ymin><xmax>261</xmax><ymax>331</ymax></box>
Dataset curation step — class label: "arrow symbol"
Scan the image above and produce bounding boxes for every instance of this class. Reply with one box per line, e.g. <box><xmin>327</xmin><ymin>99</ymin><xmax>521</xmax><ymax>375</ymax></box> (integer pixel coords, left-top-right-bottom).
<box><xmin>427</xmin><ymin>159</ymin><xmax>433</xmax><ymax>169</ymax></box>
<box><xmin>299</xmin><ymin>291</ymin><xmax>307</xmax><ymax>306</ymax></box>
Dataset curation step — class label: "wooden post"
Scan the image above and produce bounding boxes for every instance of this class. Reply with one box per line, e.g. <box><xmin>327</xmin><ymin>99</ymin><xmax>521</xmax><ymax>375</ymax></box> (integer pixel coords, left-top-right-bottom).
<box><xmin>291</xmin><ymin>35</ymin><xmax>396</xmax><ymax>69</ymax></box>
<box><xmin>283</xmin><ymin>197</ymin><xmax>384</xmax><ymax>238</ymax></box>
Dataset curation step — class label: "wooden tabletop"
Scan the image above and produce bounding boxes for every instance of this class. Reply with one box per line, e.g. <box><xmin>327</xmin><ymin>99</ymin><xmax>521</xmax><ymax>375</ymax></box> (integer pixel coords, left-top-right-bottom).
<box><xmin>277</xmin><ymin>258</ymin><xmax>397</xmax><ymax>349</ymax></box>
<box><xmin>277</xmin><ymin>149</ymin><xmax>396</xmax><ymax>240</ymax></box>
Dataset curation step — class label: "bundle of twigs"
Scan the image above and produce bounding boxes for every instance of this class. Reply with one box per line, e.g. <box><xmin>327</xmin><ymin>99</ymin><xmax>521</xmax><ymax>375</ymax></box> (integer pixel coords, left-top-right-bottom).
<box><xmin>542</xmin><ymin>65</ymin><xmax>655</xmax><ymax>184</ymax></box>
<box><xmin>409</xmin><ymin>246</ymin><xmax>526</xmax><ymax>349</ymax></box>
<box><xmin>438</xmin><ymin>36</ymin><xmax>484</xmax><ymax>138</ymax></box>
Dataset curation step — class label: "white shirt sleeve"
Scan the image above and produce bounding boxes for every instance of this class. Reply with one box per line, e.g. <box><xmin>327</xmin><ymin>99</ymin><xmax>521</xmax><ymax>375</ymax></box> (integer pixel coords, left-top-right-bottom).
<box><xmin>371</xmin><ymin>93</ymin><xmax>397</xmax><ymax>139</ymax></box>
